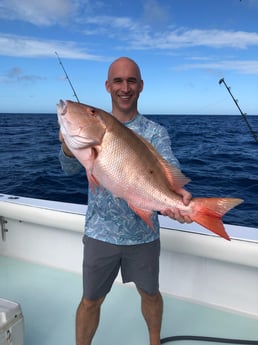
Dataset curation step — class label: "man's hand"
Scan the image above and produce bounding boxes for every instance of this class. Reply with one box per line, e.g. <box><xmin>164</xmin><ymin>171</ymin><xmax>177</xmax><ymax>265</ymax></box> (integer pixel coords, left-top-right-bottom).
<box><xmin>160</xmin><ymin>188</ymin><xmax>193</xmax><ymax>224</ymax></box>
<box><xmin>59</xmin><ymin>130</ymin><xmax>74</xmax><ymax>158</ymax></box>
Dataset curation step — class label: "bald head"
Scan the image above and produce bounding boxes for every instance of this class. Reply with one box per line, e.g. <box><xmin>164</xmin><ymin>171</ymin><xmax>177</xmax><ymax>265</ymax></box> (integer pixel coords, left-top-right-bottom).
<box><xmin>107</xmin><ymin>57</ymin><xmax>142</xmax><ymax>81</ymax></box>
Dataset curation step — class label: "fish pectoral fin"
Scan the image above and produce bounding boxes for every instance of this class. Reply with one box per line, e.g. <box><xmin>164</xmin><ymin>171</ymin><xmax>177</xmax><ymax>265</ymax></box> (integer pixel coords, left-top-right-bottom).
<box><xmin>166</xmin><ymin>164</ymin><xmax>191</xmax><ymax>190</ymax></box>
<box><xmin>128</xmin><ymin>203</ymin><xmax>154</xmax><ymax>230</ymax></box>
<box><xmin>86</xmin><ymin>171</ymin><xmax>101</xmax><ymax>193</ymax></box>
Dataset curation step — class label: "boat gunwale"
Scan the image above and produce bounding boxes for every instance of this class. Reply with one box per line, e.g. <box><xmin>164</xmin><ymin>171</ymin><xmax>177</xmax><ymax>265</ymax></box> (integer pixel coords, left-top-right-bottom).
<box><xmin>1</xmin><ymin>193</ymin><xmax>257</xmax><ymax>243</ymax></box>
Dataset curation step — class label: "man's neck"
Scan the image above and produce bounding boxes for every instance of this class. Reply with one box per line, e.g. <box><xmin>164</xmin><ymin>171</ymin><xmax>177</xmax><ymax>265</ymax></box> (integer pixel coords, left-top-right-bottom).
<box><xmin>112</xmin><ymin>109</ymin><xmax>138</xmax><ymax>123</ymax></box>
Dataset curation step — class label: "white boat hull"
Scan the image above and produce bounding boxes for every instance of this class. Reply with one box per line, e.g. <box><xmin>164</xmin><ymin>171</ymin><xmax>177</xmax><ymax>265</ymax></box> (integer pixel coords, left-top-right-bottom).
<box><xmin>1</xmin><ymin>193</ymin><xmax>258</xmax><ymax>319</ymax></box>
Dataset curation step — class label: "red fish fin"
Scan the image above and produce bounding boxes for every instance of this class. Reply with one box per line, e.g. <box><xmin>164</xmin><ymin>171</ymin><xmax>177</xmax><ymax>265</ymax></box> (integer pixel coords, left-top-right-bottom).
<box><xmin>164</xmin><ymin>163</ymin><xmax>190</xmax><ymax>190</ymax></box>
<box><xmin>191</xmin><ymin>197</ymin><xmax>243</xmax><ymax>241</ymax></box>
<box><xmin>83</xmin><ymin>147</ymin><xmax>101</xmax><ymax>193</ymax></box>
<box><xmin>192</xmin><ymin>213</ymin><xmax>230</xmax><ymax>240</ymax></box>
<box><xmin>128</xmin><ymin>203</ymin><xmax>154</xmax><ymax>230</ymax></box>
<box><xmin>86</xmin><ymin>171</ymin><xmax>100</xmax><ymax>193</ymax></box>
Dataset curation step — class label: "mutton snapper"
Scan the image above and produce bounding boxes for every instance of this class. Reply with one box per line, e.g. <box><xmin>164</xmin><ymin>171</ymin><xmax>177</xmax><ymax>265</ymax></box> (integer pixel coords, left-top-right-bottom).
<box><xmin>57</xmin><ymin>99</ymin><xmax>243</xmax><ymax>241</ymax></box>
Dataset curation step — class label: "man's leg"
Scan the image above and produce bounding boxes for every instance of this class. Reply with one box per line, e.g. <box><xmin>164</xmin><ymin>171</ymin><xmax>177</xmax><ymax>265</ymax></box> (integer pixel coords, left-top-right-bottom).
<box><xmin>137</xmin><ymin>287</ymin><xmax>163</xmax><ymax>345</ymax></box>
<box><xmin>79</xmin><ymin>237</ymin><xmax>121</xmax><ymax>344</ymax></box>
<box><xmin>76</xmin><ymin>296</ymin><xmax>105</xmax><ymax>345</ymax></box>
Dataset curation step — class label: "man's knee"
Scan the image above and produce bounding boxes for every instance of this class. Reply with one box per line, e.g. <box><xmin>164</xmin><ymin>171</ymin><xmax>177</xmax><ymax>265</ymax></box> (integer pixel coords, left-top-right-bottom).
<box><xmin>137</xmin><ymin>288</ymin><xmax>162</xmax><ymax>303</ymax></box>
<box><xmin>80</xmin><ymin>296</ymin><xmax>105</xmax><ymax>311</ymax></box>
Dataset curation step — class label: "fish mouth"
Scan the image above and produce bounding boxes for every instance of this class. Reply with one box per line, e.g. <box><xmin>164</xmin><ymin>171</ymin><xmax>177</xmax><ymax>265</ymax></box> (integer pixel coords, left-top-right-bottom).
<box><xmin>57</xmin><ymin>99</ymin><xmax>67</xmax><ymax>115</ymax></box>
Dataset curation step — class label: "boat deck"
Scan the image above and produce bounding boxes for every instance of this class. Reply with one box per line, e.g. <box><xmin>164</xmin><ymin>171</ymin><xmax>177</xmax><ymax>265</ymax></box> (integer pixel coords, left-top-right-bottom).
<box><xmin>1</xmin><ymin>256</ymin><xmax>258</xmax><ymax>345</ymax></box>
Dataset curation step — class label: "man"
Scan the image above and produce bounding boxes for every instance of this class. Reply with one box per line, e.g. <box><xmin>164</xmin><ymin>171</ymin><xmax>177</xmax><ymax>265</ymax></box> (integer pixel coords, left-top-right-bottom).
<box><xmin>59</xmin><ymin>57</ymin><xmax>192</xmax><ymax>345</ymax></box>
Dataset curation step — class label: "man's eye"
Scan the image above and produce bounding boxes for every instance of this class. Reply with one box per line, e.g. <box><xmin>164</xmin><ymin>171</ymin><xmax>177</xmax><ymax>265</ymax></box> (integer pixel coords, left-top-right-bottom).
<box><xmin>113</xmin><ymin>79</ymin><xmax>122</xmax><ymax>83</ymax></box>
<box><xmin>128</xmin><ymin>78</ymin><xmax>137</xmax><ymax>83</ymax></box>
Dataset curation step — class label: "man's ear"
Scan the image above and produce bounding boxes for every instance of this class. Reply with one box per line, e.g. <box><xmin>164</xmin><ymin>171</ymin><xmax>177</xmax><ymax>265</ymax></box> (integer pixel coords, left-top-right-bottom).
<box><xmin>105</xmin><ymin>80</ymin><xmax>111</xmax><ymax>93</ymax></box>
<box><xmin>139</xmin><ymin>80</ymin><xmax>144</xmax><ymax>93</ymax></box>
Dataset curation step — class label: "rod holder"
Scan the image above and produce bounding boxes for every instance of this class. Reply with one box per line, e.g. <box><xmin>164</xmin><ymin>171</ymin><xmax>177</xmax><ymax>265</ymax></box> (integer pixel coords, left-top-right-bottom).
<box><xmin>0</xmin><ymin>216</ymin><xmax>8</xmax><ymax>241</ymax></box>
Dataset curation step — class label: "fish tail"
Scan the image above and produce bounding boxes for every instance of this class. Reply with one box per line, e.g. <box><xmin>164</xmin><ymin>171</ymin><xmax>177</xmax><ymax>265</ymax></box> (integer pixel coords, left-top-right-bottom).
<box><xmin>191</xmin><ymin>197</ymin><xmax>244</xmax><ymax>240</ymax></box>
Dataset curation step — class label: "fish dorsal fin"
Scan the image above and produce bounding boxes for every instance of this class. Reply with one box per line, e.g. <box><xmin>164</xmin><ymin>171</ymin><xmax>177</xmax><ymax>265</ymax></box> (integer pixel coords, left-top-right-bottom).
<box><xmin>160</xmin><ymin>158</ymin><xmax>190</xmax><ymax>190</ymax></box>
<box><xmin>134</xmin><ymin>132</ymin><xmax>190</xmax><ymax>190</ymax></box>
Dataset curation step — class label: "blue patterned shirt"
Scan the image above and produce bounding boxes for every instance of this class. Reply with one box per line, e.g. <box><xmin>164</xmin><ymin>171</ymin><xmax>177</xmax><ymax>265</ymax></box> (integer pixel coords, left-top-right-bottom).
<box><xmin>59</xmin><ymin>113</ymin><xmax>180</xmax><ymax>245</ymax></box>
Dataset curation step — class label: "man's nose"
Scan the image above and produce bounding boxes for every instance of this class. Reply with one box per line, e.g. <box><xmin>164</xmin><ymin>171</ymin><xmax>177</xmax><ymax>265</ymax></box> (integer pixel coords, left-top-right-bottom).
<box><xmin>121</xmin><ymin>80</ymin><xmax>130</xmax><ymax>92</ymax></box>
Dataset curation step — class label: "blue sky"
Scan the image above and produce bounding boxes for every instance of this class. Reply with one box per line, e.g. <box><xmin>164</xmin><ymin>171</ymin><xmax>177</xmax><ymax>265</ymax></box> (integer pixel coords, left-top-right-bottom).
<box><xmin>0</xmin><ymin>0</ymin><xmax>258</xmax><ymax>114</ymax></box>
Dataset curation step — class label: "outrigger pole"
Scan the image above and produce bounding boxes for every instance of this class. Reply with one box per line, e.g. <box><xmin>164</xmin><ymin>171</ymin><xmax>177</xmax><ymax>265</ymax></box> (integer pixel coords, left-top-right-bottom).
<box><xmin>55</xmin><ymin>52</ymin><xmax>80</xmax><ymax>103</ymax></box>
<box><xmin>219</xmin><ymin>78</ymin><xmax>258</xmax><ymax>143</ymax></box>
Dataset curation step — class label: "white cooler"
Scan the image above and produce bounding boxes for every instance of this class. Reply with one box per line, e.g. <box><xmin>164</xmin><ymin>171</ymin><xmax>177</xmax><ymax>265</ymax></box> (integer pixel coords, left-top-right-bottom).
<box><xmin>0</xmin><ymin>299</ymin><xmax>24</xmax><ymax>345</ymax></box>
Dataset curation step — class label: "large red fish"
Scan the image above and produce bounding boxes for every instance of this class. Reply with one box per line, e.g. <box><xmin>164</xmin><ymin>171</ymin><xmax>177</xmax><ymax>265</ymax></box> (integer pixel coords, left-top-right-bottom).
<box><xmin>57</xmin><ymin>100</ymin><xmax>243</xmax><ymax>240</ymax></box>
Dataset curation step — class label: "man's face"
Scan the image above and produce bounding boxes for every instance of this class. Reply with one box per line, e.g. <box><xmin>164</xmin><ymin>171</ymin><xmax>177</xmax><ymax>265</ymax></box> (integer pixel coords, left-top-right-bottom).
<box><xmin>105</xmin><ymin>59</ymin><xmax>143</xmax><ymax>116</ymax></box>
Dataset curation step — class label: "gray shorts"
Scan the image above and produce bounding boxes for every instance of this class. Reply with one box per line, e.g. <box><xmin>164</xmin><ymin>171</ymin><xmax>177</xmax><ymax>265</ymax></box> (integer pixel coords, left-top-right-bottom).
<box><xmin>82</xmin><ymin>236</ymin><xmax>160</xmax><ymax>300</ymax></box>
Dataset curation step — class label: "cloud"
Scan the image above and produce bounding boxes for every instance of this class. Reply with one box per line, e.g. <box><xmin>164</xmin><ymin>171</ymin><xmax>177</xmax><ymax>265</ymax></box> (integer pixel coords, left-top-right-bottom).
<box><xmin>79</xmin><ymin>15</ymin><xmax>258</xmax><ymax>50</ymax></box>
<box><xmin>126</xmin><ymin>28</ymin><xmax>258</xmax><ymax>50</ymax></box>
<box><xmin>1</xmin><ymin>2</ymin><xmax>258</xmax><ymax>60</ymax></box>
<box><xmin>0</xmin><ymin>66</ymin><xmax>44</xmax><ymax>83</ymax></box>
<box><xmin>142</xmin><ymin>0</ymin><xmax>170</xmax><ymax>27</ymax></box>
<box><xmin>0</xmin><ymin>33</ymin><xmax>108</xmax><ymax>60</ymax></box>
<box><xmin>82</xmin><ymin>15</ymin><xmax>139</xmax><ymax>35</ymax></box>
<box><xmin>175</xmin><ymin>59</ymin><xmax>258</xmax><ymax>75</ymax></box>
<box><xmin>0</xmin><ymin>0</ymin><xmax>79</xmax><ymax>26</ymax></box>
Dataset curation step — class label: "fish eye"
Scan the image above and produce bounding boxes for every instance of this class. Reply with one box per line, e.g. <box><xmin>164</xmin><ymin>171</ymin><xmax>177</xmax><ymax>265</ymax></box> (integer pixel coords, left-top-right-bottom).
<box><xmin>90</xmin><ymin>108</ymin><xmax>96</xmax><ymax>116</ymax></box>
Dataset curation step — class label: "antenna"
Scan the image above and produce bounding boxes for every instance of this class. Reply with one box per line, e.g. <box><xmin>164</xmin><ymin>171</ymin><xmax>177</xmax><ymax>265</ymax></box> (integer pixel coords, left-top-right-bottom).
<box><xmin>55</xmin><ymin>52</ymin><xmax>80</xmax><ymax>103</ymax></box>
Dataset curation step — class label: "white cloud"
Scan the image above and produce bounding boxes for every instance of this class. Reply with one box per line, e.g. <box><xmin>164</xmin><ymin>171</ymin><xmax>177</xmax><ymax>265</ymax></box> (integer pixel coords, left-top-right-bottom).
<box><xmin>142</xmin><ymin>0</ymin><xmax>170</xmax><ymax>27</ymax></box>
<box><xmin>182</xmin><ymin>29</ymin><xmax>258</xmax><ymax>49</ymax></box>
<box><xmin>79</xmin><ymin>15</ymin><xmax>258</xmax><ymax>50</ymax></box>
<box><xmin>126</xmin><ymin>28</ymin><xmax>258</xmax><ymax>50</ymax></box>
<box><xmin>175</xmin><ymin>60</ymin><xmax>258</xmax><ymax>75</ymax></box>
<box><xmin>83</xmin><ymin>15</ymin><xmax>139</xmax><ymax>33</ymax></box>
<box><xmin>0</xmin><ymin>0</ymin><xmax>80</xmax><ymax>26</ymax></box>
<box><xmin>1</xmin><ymin>1</ymin><xmax>258</xmax><ymax>62</ymax></box>
<box><xmin>0</xmin><ymin>66</ymin><xmax>44</xmax><ymax>83</ymax></box>
<box><xmin>0</xmin><ymin>33</ymin><xmax>107</xmax><ymax>60</ymax></box>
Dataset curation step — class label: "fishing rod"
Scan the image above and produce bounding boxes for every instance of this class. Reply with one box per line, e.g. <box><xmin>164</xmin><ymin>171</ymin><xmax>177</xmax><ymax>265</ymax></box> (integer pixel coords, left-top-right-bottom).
<box><xmin>219</xmin><ymin>78</ymin><xmax>258</xmax><ymax>143</ymax></box>
<box><xmin>55</xmin><ymin>51</ymin><xmax>80</xmax><ymax>103</ymax></box>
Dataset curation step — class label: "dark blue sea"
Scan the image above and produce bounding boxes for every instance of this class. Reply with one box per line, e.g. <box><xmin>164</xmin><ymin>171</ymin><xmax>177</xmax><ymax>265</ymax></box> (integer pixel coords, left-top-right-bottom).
<box><xmin>0</xmin><ymin>113</ymin><xmax>257</xmax><ymax>228</ymax></box>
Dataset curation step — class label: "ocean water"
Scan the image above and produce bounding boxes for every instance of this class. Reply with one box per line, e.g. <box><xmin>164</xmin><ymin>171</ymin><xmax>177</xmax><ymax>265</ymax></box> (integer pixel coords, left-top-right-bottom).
<box><xmin>0</xmin><ymin>113</ymin><xmax>257</xmax><ymax>228</ymax></box>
